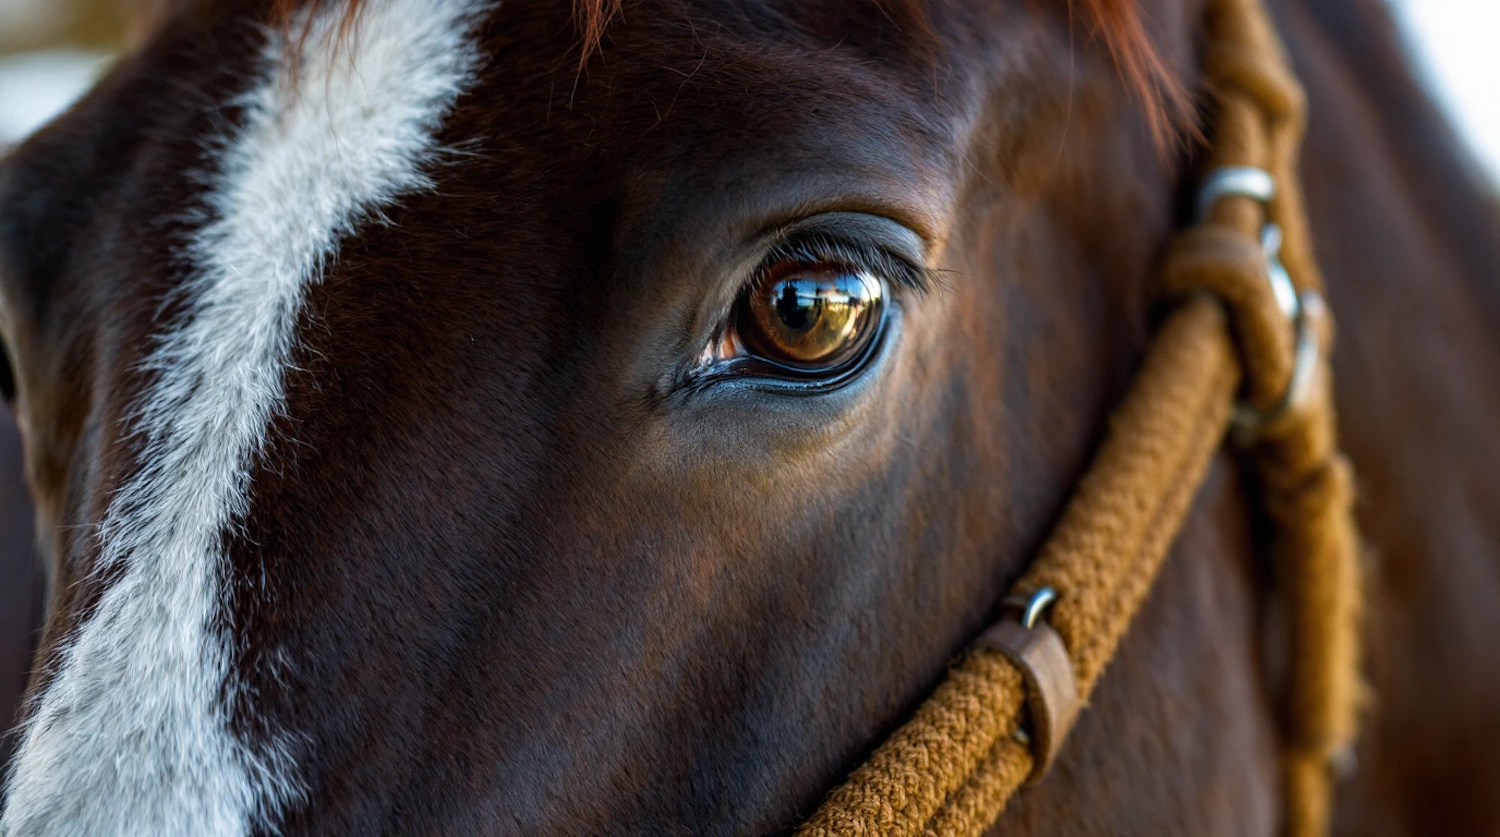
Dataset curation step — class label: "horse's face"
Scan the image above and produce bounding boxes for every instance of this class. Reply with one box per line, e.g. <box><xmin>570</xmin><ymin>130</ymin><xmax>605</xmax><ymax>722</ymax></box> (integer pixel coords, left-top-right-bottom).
<box><xmin>0</xmin><ymin>1</ymin><xmax>1228</xmax><ymax>833</ymax></box>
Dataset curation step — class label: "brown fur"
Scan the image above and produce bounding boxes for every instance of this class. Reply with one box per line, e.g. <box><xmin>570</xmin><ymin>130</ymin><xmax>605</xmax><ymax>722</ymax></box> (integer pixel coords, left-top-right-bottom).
<box><xmin>270</xmin><ymin>0</ymin><xmax>1189</xmax><ymax>140</ymax></box>
<box><xmin>1</xmin><ymin>0</ymin><xmax>1498</xmax><ymax>833</ymax></box>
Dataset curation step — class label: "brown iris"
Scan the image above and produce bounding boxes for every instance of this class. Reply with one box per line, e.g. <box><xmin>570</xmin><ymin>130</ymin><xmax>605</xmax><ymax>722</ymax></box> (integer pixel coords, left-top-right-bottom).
<box><xmin>733</xmin><ymin>260</ymin><xmax>884</xmax><ymax>371</ymax></box>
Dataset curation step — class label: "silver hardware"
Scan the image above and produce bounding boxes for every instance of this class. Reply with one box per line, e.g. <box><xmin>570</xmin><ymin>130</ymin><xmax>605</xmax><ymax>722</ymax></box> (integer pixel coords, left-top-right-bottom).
<box><xmin>1233</xmin><ymin>289</ymin><xmax>1325</xmax><ymax>439</ymax></box>
<box><xmin>1002</xmin><ymin>586</ymin><xmax>1059</xmax><ymax>631</ymax></box>
<box><xmin>1259</xmin><ymin>224</ymin><xmax>1300</xmax><ymax>321</ymax></box>
<box><xmin>1196</xmin><ymin>166</ymin><xmax>1324</xmax><ymax>440</ymax></box>
<box><xmin>1196</xmin><ymin>166</ymin><xmax>1276</xmax><ymax>222</ymax></box>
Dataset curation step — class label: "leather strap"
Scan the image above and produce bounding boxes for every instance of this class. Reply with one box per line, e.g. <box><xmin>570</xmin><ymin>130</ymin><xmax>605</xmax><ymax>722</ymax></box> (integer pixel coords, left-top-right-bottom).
<box><xmin>972</xmin><ymin>619</ymin><xmax>1078</xmax><ymax>780</ymax></box>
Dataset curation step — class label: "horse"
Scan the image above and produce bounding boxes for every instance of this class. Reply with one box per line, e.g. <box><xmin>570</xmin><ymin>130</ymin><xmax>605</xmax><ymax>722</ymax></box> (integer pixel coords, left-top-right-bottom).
<box><xmin>1</xmin><ymin>0</ymin><xmax>1498</xmax><ymax>833</ymax></box>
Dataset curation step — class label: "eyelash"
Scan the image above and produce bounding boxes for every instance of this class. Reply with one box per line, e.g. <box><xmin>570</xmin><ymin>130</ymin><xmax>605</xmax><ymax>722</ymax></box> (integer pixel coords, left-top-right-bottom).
<box><xmin>749</xmin><ymin>231</ymin><xmax>936</xmax><ymax>297</ymax></box>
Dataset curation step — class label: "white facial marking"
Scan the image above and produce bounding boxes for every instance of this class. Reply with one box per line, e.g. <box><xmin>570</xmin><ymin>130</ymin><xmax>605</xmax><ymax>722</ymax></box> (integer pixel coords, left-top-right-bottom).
<box><xmin>1</xmin><ymin>0</ymin><xmax>488</xmax><ymax>833</ymax></box>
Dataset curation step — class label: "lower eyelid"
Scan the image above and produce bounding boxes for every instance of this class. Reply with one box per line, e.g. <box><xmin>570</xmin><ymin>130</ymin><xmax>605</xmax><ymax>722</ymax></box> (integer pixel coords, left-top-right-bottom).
<box><xmin>688</xmin><ymin>290</ymin><xmax>891</xmax><ymax>394</ymax></box>
<box><xmin>683</xmin><ymin>303</ymin><xmax>899</xmax><ymax>398</ymax></box>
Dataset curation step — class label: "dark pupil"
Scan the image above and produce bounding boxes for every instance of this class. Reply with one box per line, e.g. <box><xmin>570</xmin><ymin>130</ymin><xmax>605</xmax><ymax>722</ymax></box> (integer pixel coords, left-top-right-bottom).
<box><xmin>775</xmin><ymin>281</ymin><xmax>815</xmax><ymax>332</ymax></box>
<box><xmin>740</xmin><ymin>264</ymin><xmax>880</xmax><ymax>369</ymax></box>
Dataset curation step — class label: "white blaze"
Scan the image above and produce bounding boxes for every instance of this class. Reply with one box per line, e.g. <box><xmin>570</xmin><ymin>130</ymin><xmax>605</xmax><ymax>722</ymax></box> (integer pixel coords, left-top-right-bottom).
<box><xmin>0</xmin><ymin>0</ymin><xmax>488</xmax><ymax>833</ymax></box>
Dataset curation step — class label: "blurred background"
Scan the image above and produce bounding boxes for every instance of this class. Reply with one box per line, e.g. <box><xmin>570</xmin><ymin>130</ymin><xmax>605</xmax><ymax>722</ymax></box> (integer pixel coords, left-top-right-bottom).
<box><xmin>2</xmin><ymin>0</ymin><xmax>1496</xmax><ymax>184</ymax></box>
<box><xmin>0</xmin><ymin>0</ymin><xmax>152</xmax><ymax>144</ymax></box>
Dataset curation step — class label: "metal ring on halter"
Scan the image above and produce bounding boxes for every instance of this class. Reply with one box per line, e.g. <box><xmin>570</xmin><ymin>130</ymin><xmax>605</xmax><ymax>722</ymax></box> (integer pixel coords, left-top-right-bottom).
<box><xmin>1001</xmin><ymin>586</ymin><xmax>1059</xmax><ymax>630</ymax></box>
<box><xmin>1195</xmin><ymin>165</ymin><xmax>1276</xmax><ymax>222</ymax></box>
<box><xmin>1233</xmin><ymin>289</ymin><xmax>1325</xmax><ymax>439</ymax></box>
<box><xmin>1196</xmin><ymin>166</ymin><xmax>1323</xmax><ymax>440</ymax></box>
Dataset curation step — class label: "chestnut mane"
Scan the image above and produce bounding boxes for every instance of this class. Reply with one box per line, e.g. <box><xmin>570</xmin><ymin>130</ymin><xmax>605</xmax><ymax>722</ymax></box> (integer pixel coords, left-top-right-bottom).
<box><xmin>268</xmin><ymin>0</ymin><xmax>1187</xmax><ymax>142</ymax></box>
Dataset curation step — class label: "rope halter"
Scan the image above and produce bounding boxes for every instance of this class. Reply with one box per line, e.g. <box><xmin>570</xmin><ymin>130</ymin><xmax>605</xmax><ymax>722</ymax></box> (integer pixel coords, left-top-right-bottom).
<box><xmin>795</xmin><ymin>0</ymin><xmax>1363</xmax><ymax>833</ymax></box>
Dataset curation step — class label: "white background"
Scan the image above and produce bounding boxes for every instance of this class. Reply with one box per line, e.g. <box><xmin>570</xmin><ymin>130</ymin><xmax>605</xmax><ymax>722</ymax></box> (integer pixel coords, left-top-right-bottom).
<box><xmin>1386</xmin><ymin>0</ymin><xmax>1500</xmax><ymax>188</ymax></box>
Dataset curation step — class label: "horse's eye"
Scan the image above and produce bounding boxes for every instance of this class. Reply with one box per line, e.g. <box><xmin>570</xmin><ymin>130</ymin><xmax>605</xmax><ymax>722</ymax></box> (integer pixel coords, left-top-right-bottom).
<box><xmin>727</xmin><ymin>260</ymin><xmax>885</xmax><ymax>372</ymax></box>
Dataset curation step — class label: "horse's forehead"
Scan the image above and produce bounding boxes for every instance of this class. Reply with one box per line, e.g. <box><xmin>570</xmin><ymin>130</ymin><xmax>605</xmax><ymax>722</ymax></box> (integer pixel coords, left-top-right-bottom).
<box><xmin>437</xmin><ymin>5</ymin><xmax>972</xmax><ymax>271</ymax></box>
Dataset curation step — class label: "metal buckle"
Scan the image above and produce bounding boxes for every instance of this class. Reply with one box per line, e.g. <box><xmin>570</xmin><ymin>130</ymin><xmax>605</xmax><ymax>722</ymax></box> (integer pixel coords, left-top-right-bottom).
<box><xmin>975</xmin><ymin>587</ymin><xmax>1078</xmax><ymax>781</ymax></box>
<box><xmin>1196</xmin><ymin>166</ymin><xmax>1324</xmax><ymax>441</ymax></box>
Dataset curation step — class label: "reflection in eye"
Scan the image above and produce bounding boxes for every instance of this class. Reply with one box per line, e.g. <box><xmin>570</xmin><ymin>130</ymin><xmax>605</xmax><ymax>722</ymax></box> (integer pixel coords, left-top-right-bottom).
<box><xmin>722</xmin><ymin>260</ymin><xmax>885</xmax><ymax>373</ymax></box>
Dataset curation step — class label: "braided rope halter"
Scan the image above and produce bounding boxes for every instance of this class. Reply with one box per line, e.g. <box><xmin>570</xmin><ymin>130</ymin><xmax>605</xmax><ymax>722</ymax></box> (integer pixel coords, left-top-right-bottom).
<box><xmin>796</xmin><ymin>0</ymin><xmax>1363</xmax><ymax>834</ymax></box>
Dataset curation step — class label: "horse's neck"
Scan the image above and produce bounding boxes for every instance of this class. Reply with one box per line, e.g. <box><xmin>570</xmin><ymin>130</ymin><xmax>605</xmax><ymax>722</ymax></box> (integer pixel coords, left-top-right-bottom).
<box><xmin>1284</xmin><ymin>0</ymin><xmax>1500</xmax><ymax>830</ymax></box>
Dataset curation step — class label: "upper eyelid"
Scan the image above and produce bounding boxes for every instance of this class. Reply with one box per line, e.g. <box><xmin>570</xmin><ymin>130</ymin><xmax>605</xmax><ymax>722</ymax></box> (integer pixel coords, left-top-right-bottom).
<box><xmin>753</xmin><ymin>231</ymin><xmax>936</xmax><ymax>294</ymax></box>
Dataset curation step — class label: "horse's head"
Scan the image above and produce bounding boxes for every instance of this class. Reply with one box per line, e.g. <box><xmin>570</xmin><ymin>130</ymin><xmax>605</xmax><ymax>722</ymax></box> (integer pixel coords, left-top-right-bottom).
<box><xmin>1</xmin><ymin>0</ymin><xmax>1277</xmax><ymax>833</ymax></box>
